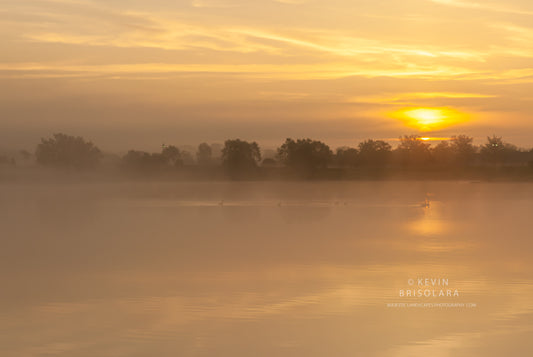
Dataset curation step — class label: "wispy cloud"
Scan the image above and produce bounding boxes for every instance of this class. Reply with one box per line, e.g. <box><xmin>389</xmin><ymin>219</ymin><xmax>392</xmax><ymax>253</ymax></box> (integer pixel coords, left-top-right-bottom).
<box><xmin>429</xmin><ymin>0</ymin><xmax>533</xmax><ymax>16</ymax></box>
<box><xmin>191</xmin><ymin>0</ymin><xmax>240</xmax><ymax>8</ymax></box>
<box><xmin>352</xmin><ymin>92</ymin><xmax>498</xmax><ymax>105</ymax></box>
<box><xmin>0</xmin><ymin>62</ymin><xmax>481</xmax><ymax>80</ymax></box>
<box><xmin>11</xmin><ymin>5</ymin><xmax>487</xmax><ymax>63</ymax></box>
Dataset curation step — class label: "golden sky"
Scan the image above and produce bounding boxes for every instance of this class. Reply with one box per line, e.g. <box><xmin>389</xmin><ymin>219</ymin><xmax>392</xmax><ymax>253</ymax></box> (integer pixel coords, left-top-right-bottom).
<box><xmin>1</xmin><ymin>0</ymin><xmax>533</xmax><ymax>150</ymax></box>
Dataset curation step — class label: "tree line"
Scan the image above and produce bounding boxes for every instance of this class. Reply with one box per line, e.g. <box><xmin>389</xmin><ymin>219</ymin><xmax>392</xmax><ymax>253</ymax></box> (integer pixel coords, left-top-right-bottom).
<box><xmin>19</xmin><ymin>132</ymin><xmax>533</xmax><ymax>178</ymax></box>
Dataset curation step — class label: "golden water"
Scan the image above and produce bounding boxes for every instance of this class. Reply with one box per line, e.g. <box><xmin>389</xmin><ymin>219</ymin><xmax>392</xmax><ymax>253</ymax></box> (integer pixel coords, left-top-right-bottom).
<box><xmin>1</xmin><ymin>181</ymin><xmax>532</xmax><ymax>356</ymax></box>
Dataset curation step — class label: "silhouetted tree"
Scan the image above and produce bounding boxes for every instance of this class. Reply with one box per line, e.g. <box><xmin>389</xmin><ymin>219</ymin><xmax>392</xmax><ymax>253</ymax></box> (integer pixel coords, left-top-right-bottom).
<box><xmin>222</xmin><ymin>139</ymin><xmax>261</xmax><ymax>177</ymax></box>
<box><xmin>180</xmin><ymin>150</ymin><xmax>195</xmax><ymax>165</ymax></box>
<box><xmin>35</xmin><ymin>133</ymin><xmax>101</xmax><ymax>169</ymax></box>
<box><xmin>122</xmin><ymin>150</ymin><xmax>165</xmax><ymax>171</ymax></box>
<box><xmin>432</xmin><ymin>141</ymin><xmax>454</xmax><ymax>166</ymax></box>
<box><xmin>450</xmin><ymin>135</ymin><xmax>476</xmax><ymax>166</ymax></box>
<box><xmin>197</xmin><ymin>143</ymin><xmax>212</xmax><ymax>166</ymax></box>
<box><xmin>161</xmin><ymin>145</ymin><xmax>183</xmax><ymax>167</ymax></box>
<box><xmin>335</xmin><ymin>147</ymin><xmax>358</xmax><ymax>167</ymax></box>
<box><xmin>396</xmin><ymin>135</ymin><xmax>431</xmax><ymax>166</ymax></box>
<box><xmin>479</xmin><ymin>135</ymin><xmax>520</xmax><ymax>165</ymax></box>
<box><xmin>277</xmin><ymin>138</ymin><xmax>332</xmax><ymax>174</ymax></box>
<box><xmin>480</xmin><ymin>135</ymin><xmax>505</xmax><ymax>164</ymax></box>
<box><xmin>357</xmin><ymin>139</ymin><xmax>392</xmax><ymax>166</ymax></box>
<box><xmin>36</xmin><ymin>133</ymin><xmax>533</xmax><ymax>176</ymax></box>
<box><xmin>122</xmin><ymin>144</ymin><xmax>186</xmax><ymax>171</ymax></box>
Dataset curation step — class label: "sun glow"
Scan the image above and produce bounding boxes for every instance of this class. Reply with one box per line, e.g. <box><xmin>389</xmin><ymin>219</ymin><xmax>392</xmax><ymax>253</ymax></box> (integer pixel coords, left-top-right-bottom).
<box><xmin>391</xmin><ymin>107</ymin><xmax>467</xmax><ymax>131</ymax></box>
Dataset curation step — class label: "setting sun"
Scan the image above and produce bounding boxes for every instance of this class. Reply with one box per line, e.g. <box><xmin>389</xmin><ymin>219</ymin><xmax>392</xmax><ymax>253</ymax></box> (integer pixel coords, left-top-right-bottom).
<box><xmin>391</xmin><ymin>107</ymin><xmax>467</xmax><ymax>132</ymax></box>
<box><xmin>406</xmin><ymin>109</ymin><xmax>445</xmax><ymax>125</ymax></box>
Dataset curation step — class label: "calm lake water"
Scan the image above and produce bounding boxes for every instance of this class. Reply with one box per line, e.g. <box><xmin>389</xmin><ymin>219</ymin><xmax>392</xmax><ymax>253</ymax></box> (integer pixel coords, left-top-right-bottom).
<box><xmin>1</xmin><ymin>181</ymin><xmax>533</xmax><ymax>356</ymax></box>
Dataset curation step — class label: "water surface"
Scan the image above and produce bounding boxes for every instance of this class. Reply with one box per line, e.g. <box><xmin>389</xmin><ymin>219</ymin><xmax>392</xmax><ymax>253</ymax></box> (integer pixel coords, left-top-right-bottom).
<box><xmin>1</xmin><ymin>181</ymin><xmax>532</xmax><ymax>356</ymax></box>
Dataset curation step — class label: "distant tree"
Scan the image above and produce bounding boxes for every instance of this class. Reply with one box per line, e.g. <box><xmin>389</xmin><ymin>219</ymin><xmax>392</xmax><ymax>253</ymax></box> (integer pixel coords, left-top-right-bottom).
<box><xmin>335</xmin><ymin>147</ymin><xmax>359</xmax><ymax>167</ymax></box>
<box><xmin>121</xmin><ymin>150</ymin><xmax>165</xmax><ymax>171</ymax></box>
<box><xmin>431</xmin><ymin>141</ymin><xmax>454</xmax><ymax>166</ymax></box>
<box><xmin>222</xmin><ymin>139</ymin><xmax>261</xmax><ymax>177</ymax></box>
<box><xmin>197</xmin><ymin>143</ymin><xmax>212</xmax><ymax>166</ymax></box>
<box><xmin>277</xmin><ymin>138</ymin><xmax>332</xmax><ymax>175</ymax></box>
<box><xmin>180</xmin><ymin>150</ymin><xmax>195</xmax><ymax>165</ymax></box>
<box><xmin>161</xmin><ymin>145</ymin><xmax>183</xmax><ymax>167</ymax></box>
<box><xmin>480</xmin><ymin>135</ymin><xmax>505</xmax><ymax>163</ymax></box>
<box><xmin>121</xmin><ymin>150</ymin><xmax>146</xmax><ymax>168</ymax></box>
<box><xmin>357</xmin><ymin>139</ymin><xmax>392</xmax><ymax>166</ymax></box>
<box><xmin>395</xmin><ymin>135</ymin><xmax>432</xmax><ymax>166</ymax></box>
<box><xmin>480</xmin><ymin>135</ymin><xmax>519</xmax><ymax>164</ymax></box>
<box><xmin>450</xmin><ymin>135</ymin><xmax>476</xmax><ymax>166</ymax></box>
<box><xmin>122</xmin><ymin>144</ymin><xmax>186</xmax><ymax>172</ymax></box>
<box><xmin>35</xmin><ymin>133</ymin><xmax>101</xmax><ymax>169</ymax></box>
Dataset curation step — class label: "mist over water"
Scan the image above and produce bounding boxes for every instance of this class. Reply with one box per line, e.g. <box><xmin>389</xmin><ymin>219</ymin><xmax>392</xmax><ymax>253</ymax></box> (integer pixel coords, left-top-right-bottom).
<box><xmin>1</xmin><ymin>181</ymin><xmax>533</xmax><ymax>356</ymax></box>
